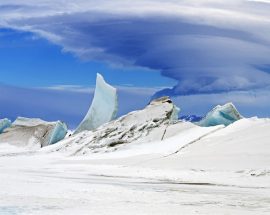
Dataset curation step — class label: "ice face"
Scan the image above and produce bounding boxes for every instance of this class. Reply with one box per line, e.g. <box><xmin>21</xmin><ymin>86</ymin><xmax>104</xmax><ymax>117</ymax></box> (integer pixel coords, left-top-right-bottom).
<box><xmin>0</xmin><ymin>118</ymin><xmax>12</xmax><ymax>133</ymax></box>
<box><xmin>197</xmin><ymin>103</ymin><xmax>242</xmax><ymax>127</ymax></box>
<box><xmin>170</xmin><ymin>105</ymin><xmax>180</xmax><ymax>123</ymax></box>
<box><xmin>74</xmin><ymin>73</ymin><xmax>118</xmax><ymax>134</ymax></box>
<box><xmin>48</xmin><ymin>121</ymin><xmax>68</xmax><ymax>145</ymax></box>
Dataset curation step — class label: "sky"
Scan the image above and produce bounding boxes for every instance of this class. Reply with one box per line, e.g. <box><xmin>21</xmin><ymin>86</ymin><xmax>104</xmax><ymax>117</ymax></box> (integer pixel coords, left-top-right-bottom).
<box><xmin>0</xmin><ymin>0</ymin><xmax>270</xmax><ymax>128</ymax></box>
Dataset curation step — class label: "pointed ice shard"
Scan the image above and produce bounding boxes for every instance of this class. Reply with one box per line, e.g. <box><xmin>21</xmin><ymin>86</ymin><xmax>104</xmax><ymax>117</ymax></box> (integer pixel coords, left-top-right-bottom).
<box><xmin>0</xmin><ymin>118</ymin><xmax>12</xmax><ymax>134</ymax></box>
<box><xmin>74</xmin><ymin>73</ymin><xmax>118</xmax><ymax>134</ymax></box>
<box><xmin>197</xmin><ymin>103</ymin><xmax>242</xmax><ymax>127</ymax></box>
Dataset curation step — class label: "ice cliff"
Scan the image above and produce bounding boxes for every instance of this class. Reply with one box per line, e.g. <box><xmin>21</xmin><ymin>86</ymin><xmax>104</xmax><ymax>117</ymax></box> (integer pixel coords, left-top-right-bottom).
<box><xmin>74</xmin><ymin>73</ymin><xmax>118</xmax><ymax>134</ymax></box>
<box><xmin>0</xmin><ymin>118</ymin><xmax>12</xmax><ymax>134</ymax></box>
<box><xmin>197</xmin><ymin>103</ymin><xmax>242</xmax><ymax>127</ymax></box>
<box><xmin>0</xmin><ymin>117</ymin><xmax>67</xmax><ymax>148</ymax></box>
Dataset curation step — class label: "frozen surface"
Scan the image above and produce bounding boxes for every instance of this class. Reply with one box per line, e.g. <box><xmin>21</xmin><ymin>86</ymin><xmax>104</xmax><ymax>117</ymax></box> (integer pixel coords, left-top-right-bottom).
<box><xmin>0</xmin><ymin>118</ymin><xmax>11</xmax><ymax>133</ymax></box>
<box><xmin>74</xmin><ymin>73</ymin><xmax>118</xmax><ymax>134</ymax></box>
<box><xmin>0</xmin><ymin>117</ymin><xmax>270</xmax><ymax>214</ymax></box>
<box><xmin>198</xmin><ymin>102</ymin><xmax>242</xmax><ymax>127</ymax></box>
<box><xmin>0</xmin><ymin>117</ymin><xmax>67</xmax><ymax>148</ymax></box>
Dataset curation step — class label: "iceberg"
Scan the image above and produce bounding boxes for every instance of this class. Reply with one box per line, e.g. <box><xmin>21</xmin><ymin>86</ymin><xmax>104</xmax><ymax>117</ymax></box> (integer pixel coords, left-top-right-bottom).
<box><xmin>197</xmin><ymin>103</ymin><xmax>242</xmax><ymax>127</ymax></box>
<box><xmin>0</xmin><ymin>118</ymin><xmax>12</xmax><ymax>134</ymax></box>
<box><xmin>0</xmin><ymin>117</ymin><xmax>68</xmax><ymax>148</ymax></box>
<box><xmin>74</xmin><ymin>73</ymin><xmax>118</xmax><ymax>134</ymax></box>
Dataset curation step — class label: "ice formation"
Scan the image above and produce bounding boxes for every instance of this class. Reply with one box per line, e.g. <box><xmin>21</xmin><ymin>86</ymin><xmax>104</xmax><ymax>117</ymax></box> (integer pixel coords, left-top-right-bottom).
<box><xmin>197</xmin><ymin>103</ymin><xmax>242</xmax><ymax>127</ymax></box>
<box><xmin>170</xmin><ymin>104</ymin><xmax>180</xmax><ymax>123</ymax></box>
<box><xmin>48</xmin><ymin>97</ymin><xmax>193</xmax><ymax>155</ymax></box>
<box><xmin>0</xmin><ymin>117</ymin><xmax>67</xmax><ymax>148</ymax></box>
<box><xmin>74</xmin><ymin>73</ymin><xmax>118</xmax><ymax>134</ymax></box>
<box><xmin>0</xmin><ymin>118</ymin><xmax>12</xmax><ymax>133</ymax></box>
<box><xmin>48</xmin><ymin>121</ymin><xmax>68</xmax><ymax>145</ymax></box>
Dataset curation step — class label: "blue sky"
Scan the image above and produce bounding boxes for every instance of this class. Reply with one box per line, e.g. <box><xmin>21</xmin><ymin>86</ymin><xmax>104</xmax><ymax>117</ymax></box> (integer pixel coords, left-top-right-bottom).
<box><xmin>0</xmin><ymin>28</ymin><xmax>174</xmax><ymax>88</ymax></box>
<box><xmin>0</xmin><ymin>0</ymin><xmax>270</xmax><ymax>128</ymax></box>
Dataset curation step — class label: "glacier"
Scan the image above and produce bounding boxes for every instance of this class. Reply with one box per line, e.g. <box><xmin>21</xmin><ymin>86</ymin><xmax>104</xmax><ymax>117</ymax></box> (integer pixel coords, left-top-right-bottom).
<box><xmin>197</xmin><ymin>102</ymin><xmax>242</xmax><ymax>127</ymax></box>
<box><xmin>0</xmin><ymin>118</ymin><xmax>12</xmax><ymax>133</ymax></box>
<box><xmin>74</xmin><ymin>73</ymin><xmax>118</xmax><ymax>134</ymax></box>
<box><xmin>0</xmin><ymin>117</ymin><xmax>67</xmax><ymax>148</ymax></box>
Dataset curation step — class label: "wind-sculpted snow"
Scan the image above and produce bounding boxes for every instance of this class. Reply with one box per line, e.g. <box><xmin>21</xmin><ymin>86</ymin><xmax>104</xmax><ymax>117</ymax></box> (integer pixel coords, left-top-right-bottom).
<box><xmin>0</xmin><ymin>117</ymin><xmax>67</xmax><ymax>148</ymax></box>
<box><xmin>0</xmin><ymin>118</ymin><xmax>12</xmax><ymax>134</ymax></box>
<box><xmin>74</xmin><ymin>73</ymin><xmax>118</xmax><ymax>134</ymax></box>
<box><xmin>197</xmin><ymin>103</ymin><xmax>242</xmax><ymax>127</ymax></box>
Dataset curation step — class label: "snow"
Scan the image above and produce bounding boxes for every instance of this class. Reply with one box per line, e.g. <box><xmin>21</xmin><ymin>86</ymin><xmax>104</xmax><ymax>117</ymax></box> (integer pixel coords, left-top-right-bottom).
<box><xmin>74</xmin><ymin>73</ymin><xmax>118</xmax><ymax>134</ymax></box>
<box><xmin>0</xmin><ymin>118</ymin><xmax>11</xmax><ymax>133</ymax></box>
<box><xmin>0</xmin><ymin>117</ymin><xmax>269</xmax><ymax>214</ymax></box>
<box><xmin>197</xmin><ymin>102</ymin><xmax>242</xmax><ymax>127</ymax></box>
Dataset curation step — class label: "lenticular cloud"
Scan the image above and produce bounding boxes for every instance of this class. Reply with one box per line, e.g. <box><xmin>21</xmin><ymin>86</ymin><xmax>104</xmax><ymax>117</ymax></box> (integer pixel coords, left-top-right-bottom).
<box><xmin>1</xmin><ymin>0</ymin><xmax>270</xmax><ymax>95</ymax></box>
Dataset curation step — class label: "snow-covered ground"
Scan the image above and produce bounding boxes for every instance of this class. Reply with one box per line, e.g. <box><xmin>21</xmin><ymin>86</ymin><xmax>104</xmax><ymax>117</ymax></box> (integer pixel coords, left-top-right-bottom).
<box><xmin>0</xmin><ymin>117</ymin><xmax>270</xmax><ymax>214</ymax></box>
